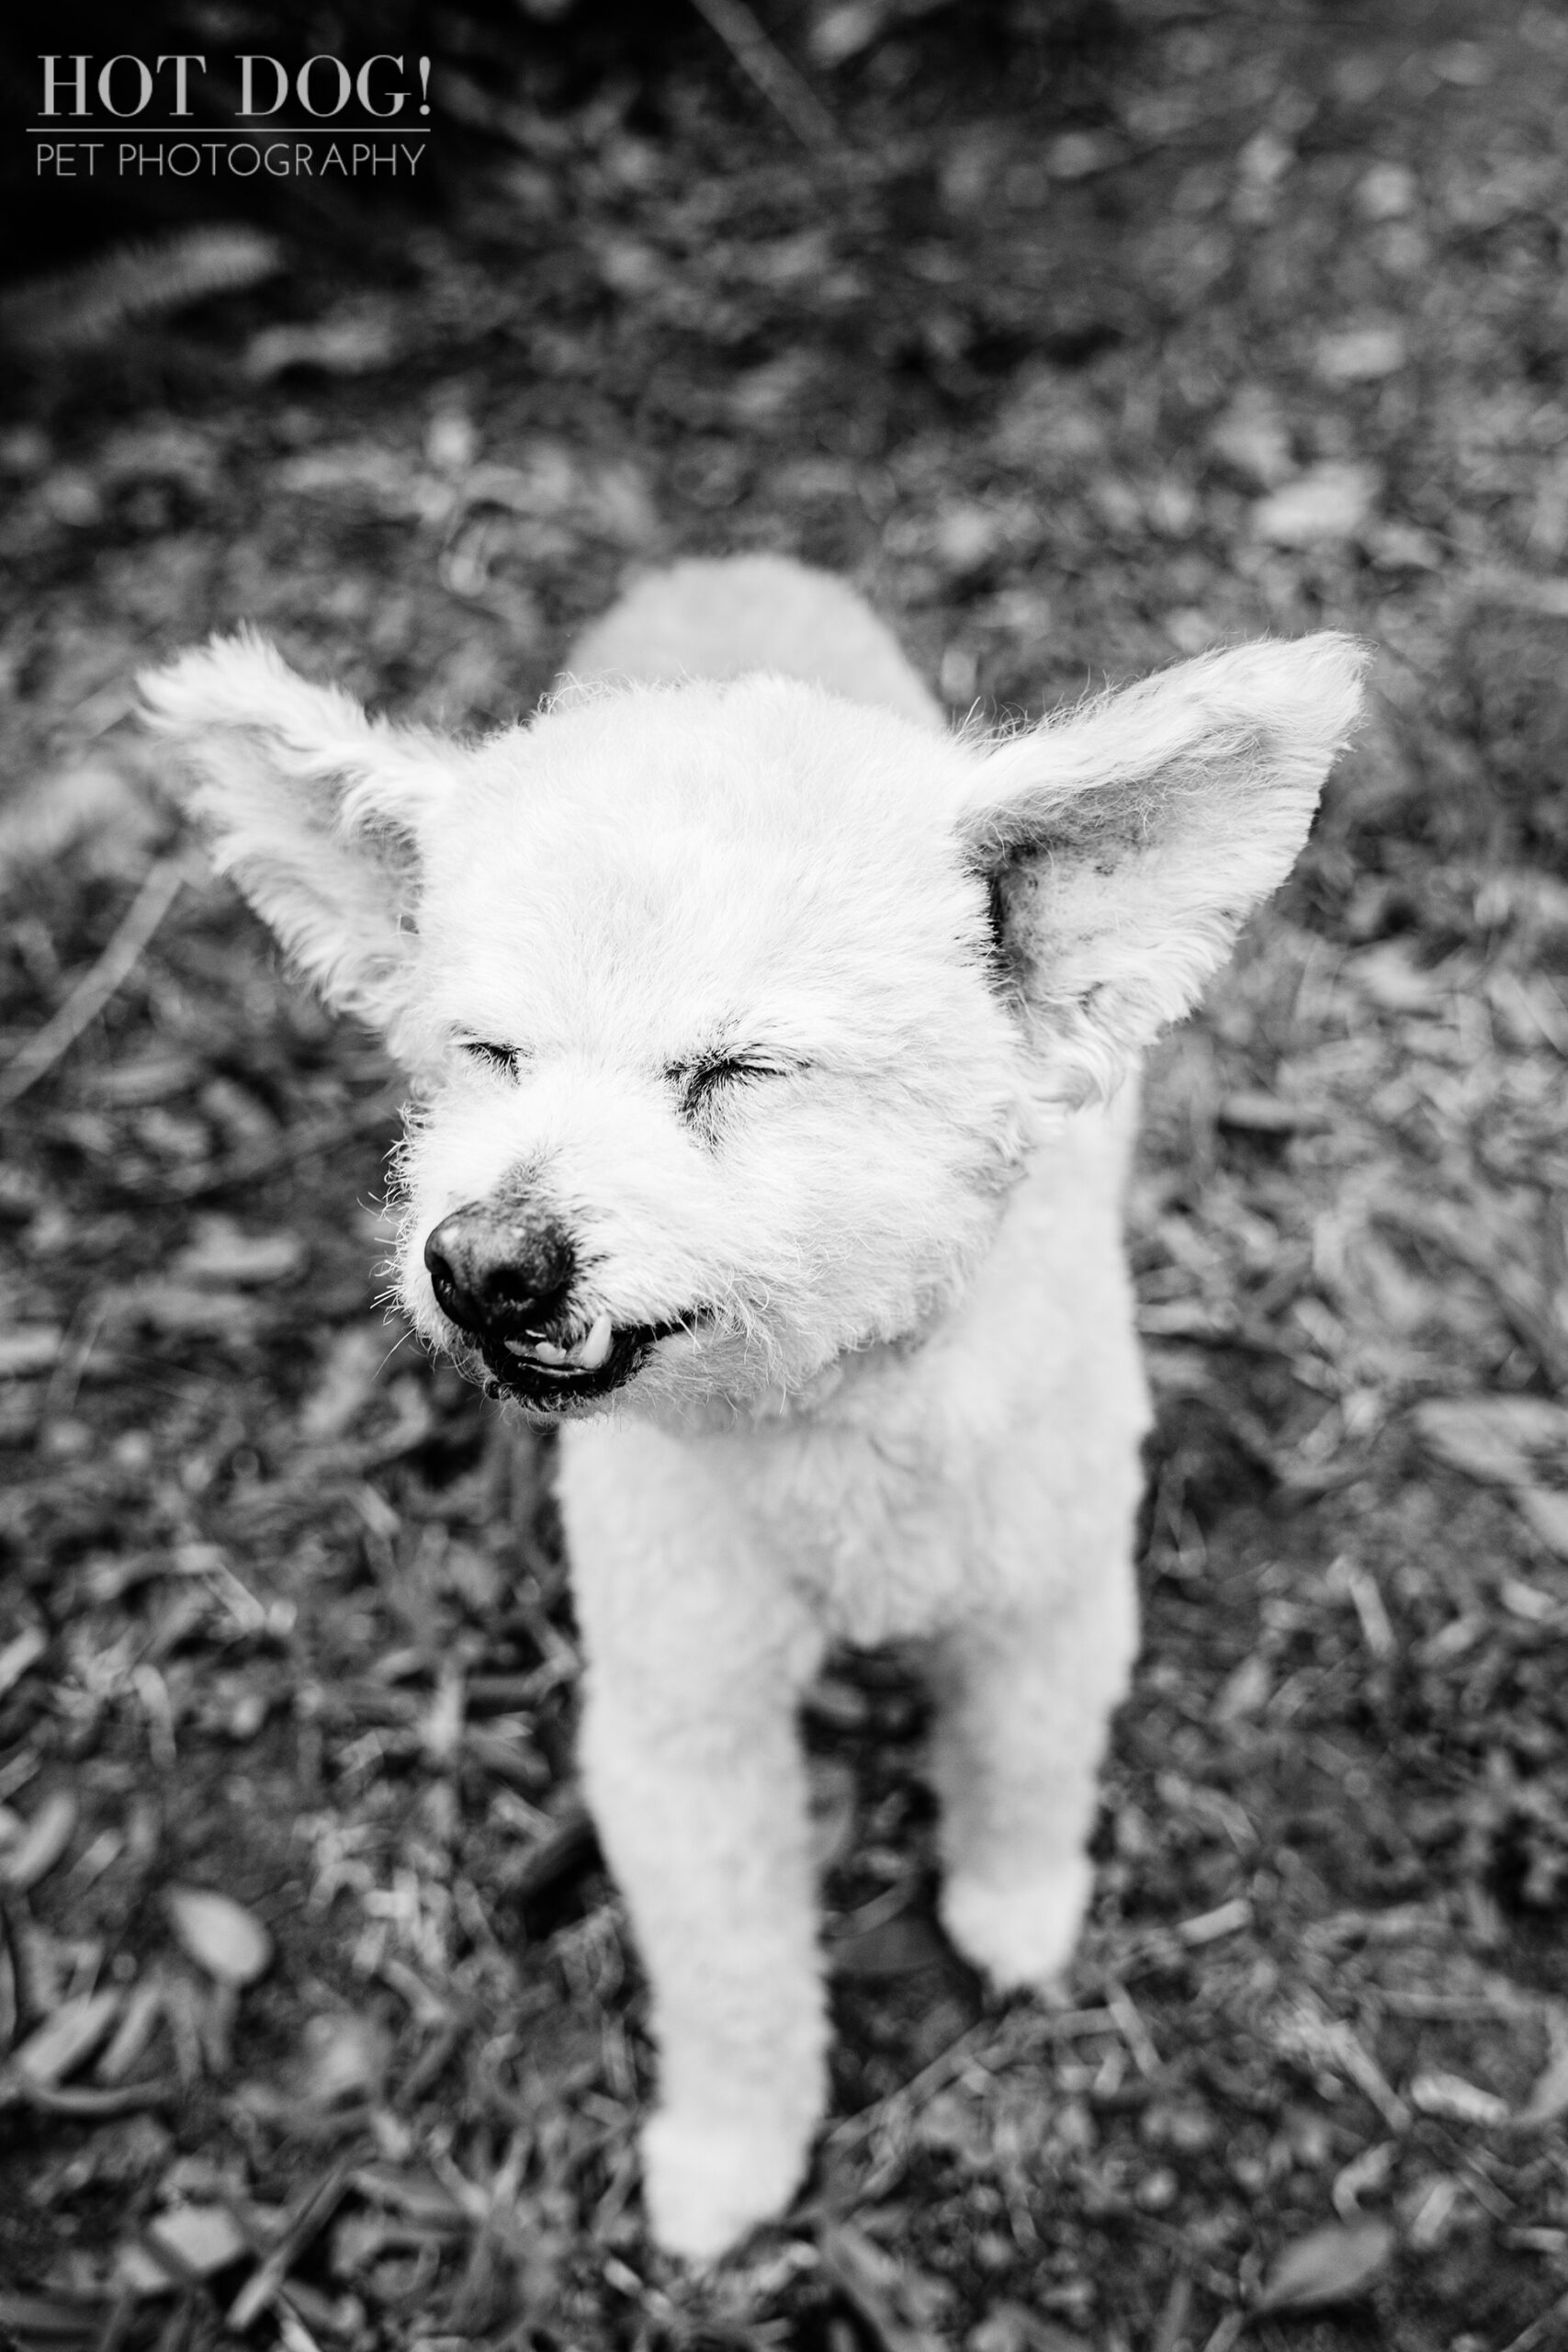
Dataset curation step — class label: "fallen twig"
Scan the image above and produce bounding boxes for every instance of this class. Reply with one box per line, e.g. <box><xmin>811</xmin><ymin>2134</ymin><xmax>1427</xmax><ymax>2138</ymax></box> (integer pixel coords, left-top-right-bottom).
<box><xmin>816</xmin><ymin>2222</ymin><xmax>946</xmax><ymax>2352</ymax></box>
<box><xmin>227</xmin><ymin>2150</ymin><xmax>363</xmax><ymax>2331</ymax></box>
<box><xmin>686</xmin><ymin>0</ymin><xmax>842</xmax><ymax>153</ymax></box>
<box><xmin>1501</xmin><ymin>2285</ymin><xmax>1568</xmax><ymax>2352</ymax></box>
<box><xmin>828</xmin><ymin>2003</ymin><xmax>1120</xmax><ymax>2153</ymax></box>
<box><xmin>93</xmin><ymin>2291</ymin><xmax>140</xmax><ymax>2352</ymax></box>
<box><xmin>395</xmin><ymin>2016</ymin><xmax>471</xmax><ymax>2109</ymax></box>
<box><xmin>1152</xmin><ymin>2271</ymin><xmax>1193</xmax><ymax>2352</ymax></box>
<box><xmin>0</xmin><ymin>2290</ymin><xmax>111</xmax><ymax>2342</ymax></box>
<box><xmin>0</xmin><ymin>856</ymin><xmax>194</xmax><ymax>1107</ymax></box>
<box><xmin>825</xmin><ymin>2019</ymin><xmax>989</xmax><ymax>2150</ymax></box>
<box><xmin>1106</xmin><ymin>1982</ymin><xmax>1163</xmax><ymax>2079</ymax></box>
<box><xmin>10</xmin><ymin>2075</ymin><xmax>179</xmax><ymax>2120</ymax></box>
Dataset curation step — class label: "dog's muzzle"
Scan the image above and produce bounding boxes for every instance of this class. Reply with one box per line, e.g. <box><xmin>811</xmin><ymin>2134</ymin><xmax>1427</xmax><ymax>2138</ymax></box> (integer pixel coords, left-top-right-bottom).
<box><xmin>423</xmin><ymin>1202</ymin><xmax>683</xmax><ymax>1408</ymax></box>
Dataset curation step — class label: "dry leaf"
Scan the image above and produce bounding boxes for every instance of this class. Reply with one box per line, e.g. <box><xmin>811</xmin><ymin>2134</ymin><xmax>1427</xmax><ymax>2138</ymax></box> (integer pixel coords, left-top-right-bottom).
<box><xmin>164</xmin><ymin>1888</ymin><xmax>272</xmax><ymax>1986</ymax></box>
<box><xmin>1253</xmin><ymin>463</ymin><xmax>1379</xmax><ymax>547</ymax></box>
<box><xmin>244</xmin><ymin>303</ymin><xmax>398</xmax><ymax>382</ymax></box>
<box><xmin>96</xmin><ymin>1975</ymin><xmax>166</xmax><ymax>2085</ymax></box>
<box><xmin>808</xmin><ymin>1756</ymin><xmax>857</xmax><ymax>1873</ymax></box>
<box><xmin>1412</xmin><ymin>1396</ymin><xmax>1568</xmax><ymax>1485</ymax></box>
<box><xmin>1521</xmin><ymin>2040</ymin><xmax>1568</xmax><ymax>2124</ymax></box>
<box><xmin>10</xmin><ymin>1987</ymin><xmax>122</xmax><ymax>2088</ymax></box>
<box><xmin>1210</xmin><ymin>388</ymin><xmax>1293</xmax><ymax>489</ymax></box>
<box><xmin>818</xmin><ymin>2222</ymin><xmax>949</xmax><ymax>2352</ymax></box>
<box><xmin>1214</xmin><ymin>1652</ymin><xmax>1271</xmax><ymax>1722</ymax></box>
<box><xmin>0</xmin><ymin>2290</ymin><xmax>118</xmax><ymax>2338</ymax></box>
<box><xmin>1430</xmin><ymin>39</ymin><xmax>1494</xmax><ymax>85</ymax></box>
<box><xmin>1356</xmin><ymin>163</ymin><xmax>1416</xmax><ymax>219</ymax></box>
<box><xmin>299</xmin><ymin>2010</ymin><xmax>390</xmax><ymax>2107</ymax></box>
<box><xmin>173</xmin><ymin>1218</ymin><xmax>306</xmax><ymax>1287</ymax></box>
<box><xmin>967</xmin><ymin>2303</ymin><xmax>1092</xmax><ymax>2352</ymax></box>
<box><xmin>1349</xmin><ymin>944</ymin><xmax>1448</xmax><ymax>1012</ymax></box>
<box><xmin>0</xmin><ymin>1329</ymin><xmax>62</xmax><ymax>1378</ymax></box>
<box><xmin>299</xmin><ymin>1327</ymin><xmax>388</xmax><ymax>1442</ymax></box>
<box><xmin>1218</xmin><ymin>1090</ymin><xmax>1327</xmax><ymax>1134</ymax></box>
<box><xmin>350</xmin><ymin>2162</ymin><xmax>467</xmax><ymax>2229</ymax></box>
<box><xmin>0</xmin><ymin>1626</ymin><xmax>47</xmax><ymax>1699</ymax></box>
<box><xmin>1256</xmin><ymin>2217</ymin><xmax>1394</xmax><ymax>2312</ymax></box>
<box><xmin>1409</xmin><ymin>2069</ymin><xmax>1509</xmax><ymax>2126</ymax></box>
<box><xmin>1517</xmin><ymin>1487</ymin><xmax>1568</xmax><ymax>1560</ymax></box>
<box><xmin>118</xmin><ymin>2202</ymin><xmax>251</xmax><ymax>2294</ymax></box>
<box><xmin>1043</xmin><ymin>130</ymin><xmax>1124</xmax><ymax>181</ymax></box>
<box><xmin>809</xmin><ymin>3</ymin><xmax>893</xmax><ymax>68</ymax></box>
<box><xmin>1176</xmin><ymin>1896</ymin><xmax>1252</xmax><ymax>1947</ymax></box>
<box><xmin>1316</xmin><ymin>325</ymin><xmax>1407</xmax><ymax>382</ymax></box>
<box><xmin>1332</xmin><ymin>2140</ymin><xmax>1397</xmax><ymax>2218</ymax></box>
<box><xmin>109</xmin><ymin>1282</ymin><xmax>256</xmax><ymax>1339</ymax></box>
<box><xmin>0</xmin><ymin>1790</ymin><xmax>78</xmax><ymax>1891</ymax></box>
<box><xmin>1405</xmin><ymin>2174</ymin><xmax>1461</xmax><ymax>2252</ymax></box>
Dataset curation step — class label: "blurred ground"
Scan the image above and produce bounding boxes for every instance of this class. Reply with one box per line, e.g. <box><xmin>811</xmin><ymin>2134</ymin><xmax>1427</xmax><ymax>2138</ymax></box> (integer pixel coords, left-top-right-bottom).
<box><xmin>3</xmin><ymin>2</ymin><xmax>1568</xmax><ymax>2347</ymax></box>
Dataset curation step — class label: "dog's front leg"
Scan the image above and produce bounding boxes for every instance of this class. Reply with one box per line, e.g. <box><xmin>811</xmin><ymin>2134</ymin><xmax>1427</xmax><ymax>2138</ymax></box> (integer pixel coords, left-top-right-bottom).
<box><xmin>565</xmin><ymin>1448</ymin><xmax>828</xmax><ymax>2260</ymax></box>
<box><xmin>928</xmin><ymin>1544</ymin><xmax>1138</xmax><ymax>1994</ymax></box>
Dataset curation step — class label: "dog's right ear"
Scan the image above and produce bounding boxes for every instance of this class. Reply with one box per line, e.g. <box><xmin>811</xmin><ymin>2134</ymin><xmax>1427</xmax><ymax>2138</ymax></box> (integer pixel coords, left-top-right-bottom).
<box><xmin>141</xmin><ymin>632</ymin><xmax>456</xmax><ymax>1029</ymax></box>
<box><xmin>958</xmin><ymin>634</ymin><xmax>1367</xmax><ymax>1102</ymax></box>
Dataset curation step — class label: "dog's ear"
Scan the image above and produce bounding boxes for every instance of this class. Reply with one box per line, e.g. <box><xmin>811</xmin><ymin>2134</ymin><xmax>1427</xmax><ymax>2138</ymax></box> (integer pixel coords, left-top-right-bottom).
<box><xmin>141</xmin><ymin>632</ymin><xmax>455</xmax><ymax>1028</ymax></box>
<box><xmin>959</xmin><ymin>634</ymin><xmax>1367</xmax><ymax>1101</ymax></box>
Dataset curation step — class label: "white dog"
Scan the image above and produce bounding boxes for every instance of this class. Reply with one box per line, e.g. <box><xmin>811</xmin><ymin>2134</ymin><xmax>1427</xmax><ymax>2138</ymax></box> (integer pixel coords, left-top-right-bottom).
<box><xmin>142</xmin><ymin>556</ymin><xmax>1363</xmax><ymax>2260</ymax></box>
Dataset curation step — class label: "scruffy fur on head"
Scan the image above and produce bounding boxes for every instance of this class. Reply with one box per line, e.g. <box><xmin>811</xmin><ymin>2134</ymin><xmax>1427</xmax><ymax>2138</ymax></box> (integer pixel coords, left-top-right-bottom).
<box><xmin>143</xmin><ymin>553</ymin><xmax>1365</xmax><ymax>2260</ymax></box>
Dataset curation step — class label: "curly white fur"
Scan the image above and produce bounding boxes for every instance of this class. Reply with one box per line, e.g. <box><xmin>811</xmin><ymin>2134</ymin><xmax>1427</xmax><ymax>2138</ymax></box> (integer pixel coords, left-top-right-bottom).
<box><xmin>141</xmin><ymin>551</ymin><xmax>1366</xmax><ymax>2261</ymax></box>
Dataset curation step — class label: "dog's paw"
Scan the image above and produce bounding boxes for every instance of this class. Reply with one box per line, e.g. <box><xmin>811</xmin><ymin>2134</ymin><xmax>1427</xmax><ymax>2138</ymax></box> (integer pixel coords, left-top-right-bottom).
<box><xmin>941</xmin><ymin>1854</ymin><xmax>1092</xmax><ymax>1992</ymax></box>
<box><xmin>641</xmin><ymin>2104</ymin><xmax>809</xmax><ymax>2263</ymax></box>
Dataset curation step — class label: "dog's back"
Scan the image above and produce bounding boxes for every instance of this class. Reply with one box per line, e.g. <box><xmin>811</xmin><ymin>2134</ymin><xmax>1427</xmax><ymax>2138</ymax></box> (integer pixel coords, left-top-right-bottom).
<box><xmin>566</xmin><ymin>552</ymin><xmax>942</xmax><ymax>729</ymax></box>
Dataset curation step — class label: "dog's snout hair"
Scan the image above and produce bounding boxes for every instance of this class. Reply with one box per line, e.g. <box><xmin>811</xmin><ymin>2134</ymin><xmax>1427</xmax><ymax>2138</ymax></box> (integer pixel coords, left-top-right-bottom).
<box><xmin>423</xmin><ymin>1202</ymin><xmax>575</xmax><ymax>1337</ymax></box>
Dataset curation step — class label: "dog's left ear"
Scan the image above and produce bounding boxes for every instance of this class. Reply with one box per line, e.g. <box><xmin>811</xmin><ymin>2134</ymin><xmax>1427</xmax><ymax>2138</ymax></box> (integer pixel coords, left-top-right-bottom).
<box><xmin>959</xmin><ymin>634</ymin><xmax>1368</xmax><ymax>1101</ymax></box>
<box><xmin>141</xmin><ymin>632</ymin><xmax>456</xmax><ymax>1031</ymax></box>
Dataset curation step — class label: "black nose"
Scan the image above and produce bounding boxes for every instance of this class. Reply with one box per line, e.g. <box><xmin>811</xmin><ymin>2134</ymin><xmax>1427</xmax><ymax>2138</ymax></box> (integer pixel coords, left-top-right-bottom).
<box><xmin>423</xmin><ymin>1204</ymin><xmax>575</xmax><ymax>1337</ymax></box>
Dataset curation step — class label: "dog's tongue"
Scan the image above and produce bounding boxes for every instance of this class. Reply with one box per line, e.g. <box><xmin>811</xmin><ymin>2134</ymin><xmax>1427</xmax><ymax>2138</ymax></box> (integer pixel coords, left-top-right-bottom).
<box><xmin>507</xmin><ymin>1310</ymin><xmax>614</xmax><ymax>1374</ymax></box>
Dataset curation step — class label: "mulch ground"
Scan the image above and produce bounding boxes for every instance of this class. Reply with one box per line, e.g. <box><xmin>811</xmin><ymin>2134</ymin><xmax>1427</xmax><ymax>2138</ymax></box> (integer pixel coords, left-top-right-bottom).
<box><xmin>3</xmin><ymin>3</ymin><xmax>1568</xmax><ymax>2347</ymax></box>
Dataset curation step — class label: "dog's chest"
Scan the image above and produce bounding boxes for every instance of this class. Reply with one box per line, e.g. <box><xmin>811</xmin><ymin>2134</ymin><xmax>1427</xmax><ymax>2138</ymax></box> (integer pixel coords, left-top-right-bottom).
<box><xmin>731</xmin><ymin>1355</ymin><xmax>1043</xmax><ymax>1645</ymax></box>
<box><xmin>739</xmin><ymin>1135</ymin><xmax>1149</xmax><ymax>1645</ymax></box>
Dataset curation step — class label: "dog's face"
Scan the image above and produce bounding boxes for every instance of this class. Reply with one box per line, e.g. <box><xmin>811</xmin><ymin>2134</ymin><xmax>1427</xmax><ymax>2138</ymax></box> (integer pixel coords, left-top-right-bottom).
<box><xmin>143</xmin><ymin>627</ymin><xmax>1364</xmax><ymax>1423</ymax></box>
<box><xmin>398</xmin><ymin>683</ymin><xmax>1036</xmax><ymax>1416</ymax></box>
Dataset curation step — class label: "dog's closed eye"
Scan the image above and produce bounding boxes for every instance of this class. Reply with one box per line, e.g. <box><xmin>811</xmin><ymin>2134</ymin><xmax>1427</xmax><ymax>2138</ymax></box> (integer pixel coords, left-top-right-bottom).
<box><xmin>460</xmin><ymin>1039</ymin><xmax>525</xmax><ymax>1077</ymax></box>
<box><xmin>669</xmin><ymin>1054</ymin><xmax>792</xmax><ymax>1123</ymax></box>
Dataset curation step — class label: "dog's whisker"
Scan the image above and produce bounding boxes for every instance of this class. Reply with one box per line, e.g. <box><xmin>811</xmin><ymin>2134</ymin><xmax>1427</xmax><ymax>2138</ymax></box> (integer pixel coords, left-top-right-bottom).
<box><xmin>373</xmin><ymin>1328</ymin><xmax>417</xmax><ymax>1379</ymax></box>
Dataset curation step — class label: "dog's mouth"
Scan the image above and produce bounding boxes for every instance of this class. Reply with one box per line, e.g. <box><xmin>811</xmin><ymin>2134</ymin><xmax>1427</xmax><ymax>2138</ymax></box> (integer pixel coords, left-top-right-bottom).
<box><xmin>477</xmin><ymin>1312</ymin><xmax>694</xmax><ymax>1409</ymax></box>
